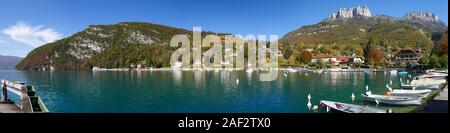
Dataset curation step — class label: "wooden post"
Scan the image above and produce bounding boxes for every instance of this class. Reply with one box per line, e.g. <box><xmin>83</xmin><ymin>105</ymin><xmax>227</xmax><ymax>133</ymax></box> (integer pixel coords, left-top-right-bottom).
<box><xmin>20</xmin><ymin>85</ymin><xmax>33</xmax><ymax>113</ymax></box>
<box><xmin>2</xmin><ymin>81</ymin><xmax>6</xmax><ymax>102</ymax></box>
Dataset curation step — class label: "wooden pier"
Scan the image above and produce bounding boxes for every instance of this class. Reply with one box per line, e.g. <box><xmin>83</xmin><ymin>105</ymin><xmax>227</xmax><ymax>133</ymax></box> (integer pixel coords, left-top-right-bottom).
<box><xmin>1</xmin><ymin>79</ymin><xmax>48</xmax><ymax>113</ymax></box>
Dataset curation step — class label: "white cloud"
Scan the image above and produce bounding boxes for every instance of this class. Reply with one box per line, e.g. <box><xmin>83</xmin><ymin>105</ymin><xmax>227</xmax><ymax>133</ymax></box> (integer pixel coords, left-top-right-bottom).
<box><xmin>2</xmin><ymin>22</ymin><xmax>62</xmax><ymax>48</ymax></box>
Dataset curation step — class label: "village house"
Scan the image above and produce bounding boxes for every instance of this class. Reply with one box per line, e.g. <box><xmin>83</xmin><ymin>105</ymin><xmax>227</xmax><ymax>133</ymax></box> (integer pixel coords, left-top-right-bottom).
<box><xmin>350</xmin><ymin>55</ymin><xmax>365</xmax><ymax>64</ymax></box>
<box><xmin>338</xmin><ymin>57</ymin><xmax>350</xmax><ymax>65</ymax></box>
<box><xmin>311</xmin><ymin>53</ymin><xmax>338</xmax><ymax>65</ymax></box>
<box><xmin>394</xmin><ymin>48</ymin><xmax>422</xmax><ymax>67</ymax></box>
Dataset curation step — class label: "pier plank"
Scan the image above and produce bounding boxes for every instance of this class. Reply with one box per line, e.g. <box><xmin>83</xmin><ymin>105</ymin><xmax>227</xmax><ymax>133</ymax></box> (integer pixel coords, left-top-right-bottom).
<box><xmin>0</xmin><ymin>103</ymin><xmax>20</xmax><ymax>113</ymax></box>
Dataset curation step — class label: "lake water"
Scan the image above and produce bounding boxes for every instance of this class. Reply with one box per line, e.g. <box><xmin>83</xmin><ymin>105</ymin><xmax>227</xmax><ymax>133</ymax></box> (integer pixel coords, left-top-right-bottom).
<box><xmin>0</xmin><ymin>69</ymin><xmax>409</xmax><ymax>113</ymax></box>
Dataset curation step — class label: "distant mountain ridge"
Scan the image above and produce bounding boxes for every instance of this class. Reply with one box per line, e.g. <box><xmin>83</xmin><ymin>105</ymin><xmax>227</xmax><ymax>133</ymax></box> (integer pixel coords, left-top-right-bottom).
<box><xmin>280</xmin><ymin>6</ymin><xmax>447</xmax><ymax>56</ymax></box>
<box><xmin>0</xmin><ymin>55</ymin><xmax>22</xmax><ymax>69</ymax></box>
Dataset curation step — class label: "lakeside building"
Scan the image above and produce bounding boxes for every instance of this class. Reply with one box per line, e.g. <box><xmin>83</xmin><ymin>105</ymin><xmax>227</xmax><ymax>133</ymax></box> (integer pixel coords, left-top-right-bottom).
<box><xmin>394</xmin><ymin>48</ymin><xmax>422</xmax><ymax>67</ymax></box>
<box><xmin>350</xmin><ymin>55</ymin><xmax>365</xmax><ymax>64</ymax></box>
<box><xmin>311</xmin><ymin>53</ymin><xmax>338</xmax><ymax>65</ymax></box>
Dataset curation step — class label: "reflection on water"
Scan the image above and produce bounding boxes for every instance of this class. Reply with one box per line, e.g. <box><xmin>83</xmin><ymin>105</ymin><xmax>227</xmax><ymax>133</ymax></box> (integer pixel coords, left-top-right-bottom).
<box><xmin>0</xmin><ymin>70</ymin><xmax>405</xmax><ymax>113</ymax></box>
<box><xmin>172</xmin><ymin>70</ymin><xmax>182</xmax><ymax>86</ymax></box>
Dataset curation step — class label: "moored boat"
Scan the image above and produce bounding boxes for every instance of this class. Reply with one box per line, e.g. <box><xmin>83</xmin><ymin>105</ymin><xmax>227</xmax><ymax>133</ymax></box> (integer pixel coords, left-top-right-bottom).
<box><xmin>387</xmin><ymin>84</ymin><xmax>431</xmax><ymax>98</ymax></box>
<box><xmin>361</xmin><ymin>94</ymin><xmax>422</xmax><ymax>106</ymax></box>
<box><xmin>400</xmin><ymin>78</ymin><xmax>444</xmax><ymax>89</ymax></box>
<box><xmin>391</xmin><ymin>89</ymin><xmax>431</xmax><ymax>98</ymax></box>
<box><xmin>320</xmin><ymin>100</ymin><xmax>391</xmax><ymax>113</ymax></box>
<box><xmin>414</xmin><ymin>72</ymin><xmax>448</xmax><ymax>80</ymax></box>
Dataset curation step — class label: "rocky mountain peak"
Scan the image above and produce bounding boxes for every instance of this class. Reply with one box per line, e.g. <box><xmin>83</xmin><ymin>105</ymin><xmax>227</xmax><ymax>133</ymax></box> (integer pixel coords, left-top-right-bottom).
<box><xmin>328</xmin><ymin>6</ymin><xmax>372</xmax><ymax>21</ymax></box>
<box><xmin>403</xmin><ymin>11</ymin><xmax>440</xmax><ymax>22</ymax></box>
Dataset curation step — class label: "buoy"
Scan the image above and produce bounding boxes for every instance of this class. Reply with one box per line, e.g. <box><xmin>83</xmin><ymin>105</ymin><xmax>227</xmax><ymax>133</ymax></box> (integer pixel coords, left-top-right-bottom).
<box><xmin>312</xmin><ymin>105</ymin><xmax>319</xmax><ymax>112</ymax></box>
<box><xmin>236</xmin><ymin>78</ymin><xmax>239</xmax><ymax>84</ymax></box>
<box><xmin>305</xmin><ymin>73</ymin><xmax>308</xmax><ymax>76</ymax></box>
<box><xmin>351</xmin><ymin>93</ymin><xmax>355</xmax><ymax>102</ymax></box>
<box><xmin>307</xmin><ymin>93</ymin><xmax>311</xmax><ymax>100</ymax></box>
<box><xmin>366</xmin><ymin>85</ymin><xmax>369</xmax><ymax>92</ymax></box>
<box><xmin>326</xmin><ymin>106</ymin><xmax>330</xmax><ymax>112</ymax></box>
<box><xmin>307</xmin><ymin>99</ymin><xmax>312</xmax><ymax>110</ymax></box>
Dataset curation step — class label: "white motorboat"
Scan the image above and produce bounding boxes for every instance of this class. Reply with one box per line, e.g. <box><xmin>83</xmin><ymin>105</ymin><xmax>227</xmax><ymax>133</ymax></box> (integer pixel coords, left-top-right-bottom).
<box><xmin>287</xmin><ymin>68</ymin><xmax>298</xmax><ymax>73</ymax></box>
<box><xmin>414</xmin><ymin>72</ymin><xmax>448</xmax><ymax>80</ymax></box>
<box><xmin>391</xmin><ymin>89</ymin><xmax>431</xmax><ymax>98</ymax></box>
<box><xmin>320</xmin><ymin>100</ymin><xmax>391</xmax><ymax>113</ymax></box>
<box><xmin>361</xmin><ymin>94</ymin><xmax>421</xmax><ymax>106</ymax></box>
<box><xmin>386</xmin><ymin>84</ymin><xmax>431</xmax><ymax>98</ymax></box>
<box><xmin>400</xmin><ymin>78</ymin><xmax>443</xmax><ymax>89</ymax></box>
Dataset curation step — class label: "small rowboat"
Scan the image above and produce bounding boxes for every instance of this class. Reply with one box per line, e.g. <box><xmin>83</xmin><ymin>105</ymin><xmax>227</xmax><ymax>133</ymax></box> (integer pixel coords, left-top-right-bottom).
<box><xmin>391</xmin><ymin>89</ymin><xmax>431</xmax><ymax>98</ymax></box>
<box><xmin>320</xmin><ymin>100</ymin><xmax>391</xmax><ymax>113</ymax></box>
<box><xmin>361</xmin><ymin>94</ymin><xmax>421</xmax><ymax>106</ymax></box>
<box><xmin>386</xmin><ymin>84</ymin><xmax>431</xmax><ymax>98</ymax></box>
<box><xmin>400</xmin><ymin>79</ymin><xmax>443</xmax><ymax>89</ymax></box>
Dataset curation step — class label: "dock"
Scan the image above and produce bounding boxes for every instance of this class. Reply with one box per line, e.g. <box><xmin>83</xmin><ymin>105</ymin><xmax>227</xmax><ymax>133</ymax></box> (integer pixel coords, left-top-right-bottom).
<box><xmin>420</xmin><ymin>84</ymin><xmax>448</xmax><ymax>113</ymax></box>
<box><xmin>1</xmin><ymin>79</ymin><xmax>48</xmax><ymax>113</ymax></box>
<box><xmin>434</xmin><ymin>85</ymin><xmax>448</xmax><ymax>101</ymax></box>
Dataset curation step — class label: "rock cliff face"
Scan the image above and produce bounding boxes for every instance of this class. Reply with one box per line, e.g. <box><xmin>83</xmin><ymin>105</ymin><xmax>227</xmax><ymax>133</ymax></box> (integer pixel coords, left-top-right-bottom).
<box><xmin>401</xmin><ymin>11</ymin><xmax>447</xmax><ymax>32</ymax></box>
<box><xmin>328</xmin><ymin>6</ymin><xmax>372</xmax><ymax>21</ymax></box>
<box><xmin>403</xmin><ymin>11</ymin><xmax>440</xmax><ymax>22</ymax></box>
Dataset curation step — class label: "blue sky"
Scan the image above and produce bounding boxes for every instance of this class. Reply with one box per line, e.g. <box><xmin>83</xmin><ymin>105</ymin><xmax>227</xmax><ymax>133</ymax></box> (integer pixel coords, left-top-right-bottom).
<box><xmin>0</xmin><ymin>0</ymin><xmax>448</xmax><ymax>57</ymax></box>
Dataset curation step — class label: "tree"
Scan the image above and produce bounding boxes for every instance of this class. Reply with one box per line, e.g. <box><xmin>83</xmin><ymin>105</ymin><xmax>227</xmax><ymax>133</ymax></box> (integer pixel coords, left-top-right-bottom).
<box><xmin>316</xmin><ymin>58</ymin><xmax>325</xmax><ymax>69</ymax></box>
<box><xmin>354</xmin><ymin>62</ymin><xmax>363</xmax><ymax>68</ymax></box>
<box><xmin>440</xmin><ymin>38</ymin><xmax>448</xmax><ymax>56</ymax></box>
<box><xmin>319</xmin><ymin>45</ymin><xmax>333</xmax><ymax>55</ymax></box>
<box><xmin>145</xmin><ymin>54</ymin><xmax>152</xmax><ymax>67</ymax></box>
<box><xmin>355</xmin><ymin>47</ymin><xmax>364</xmax><ymax>56</ymax></box>
<box><xmin>288</xmin><ymin>55</ymin><xmax>297</xmax><ymax>65</ymax></box>
<box><xmin>418</xmin><ymin>56</ymin><xmax>429</xmax><ymax>66</ymax></box>
<box><xmin>299</xmin><ymin>50</ymin><xmax>312</xmax><ymax>64</ymax></box>
<box><xmin>365</xmin><ymin>36</ymin><xmax>376</xmax><ymax>57</ymax></box>
<box><xmin>429</xmin><ymin>54</ymin><xmax>440</xmax><ymax>68</ymax></box>
<box><xmin>439</xmin><ymin>55</ymin><xmax>448</xmax><ymax>68</ymax></box>
<box><xmin>367</xmin><ymin>45</ymin><xmax>385</xmax><ymax>67</ymax></box>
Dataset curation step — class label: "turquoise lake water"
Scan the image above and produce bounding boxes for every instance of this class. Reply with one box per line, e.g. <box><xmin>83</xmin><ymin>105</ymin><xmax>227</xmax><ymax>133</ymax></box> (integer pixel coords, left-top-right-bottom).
<box><xmin>0</xmin><ymin>70</ymin><xmax>410</xmax><ymax>113</ymax></box>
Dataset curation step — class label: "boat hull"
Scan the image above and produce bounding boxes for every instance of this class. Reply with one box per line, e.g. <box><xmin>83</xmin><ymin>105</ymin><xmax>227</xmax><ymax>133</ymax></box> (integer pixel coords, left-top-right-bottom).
<box><xmin>320</xmin><ymin>100</ymin><xmax>389</xmax><ymax>113</ymax></box>
<box><xmin>391</xmin><ymin>89</ymin><xmax>431</xmax><ymax>98</ymax></box>
<box><xmin>361</xmin><ymin>94</ymin><xmax>421</xmax><ymax>106</ymax></box>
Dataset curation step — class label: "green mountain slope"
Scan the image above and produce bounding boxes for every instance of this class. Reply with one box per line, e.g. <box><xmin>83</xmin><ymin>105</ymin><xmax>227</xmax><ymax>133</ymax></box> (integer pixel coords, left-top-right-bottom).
<box><xmin>16</xmin><ymin>22</ymin><xmax>228</xmax><ymax>70</ymax></box>
<box><xmin>279</xmin><ymin>14</ymin><xmax>446</xmax><ymax>59</ymax></box>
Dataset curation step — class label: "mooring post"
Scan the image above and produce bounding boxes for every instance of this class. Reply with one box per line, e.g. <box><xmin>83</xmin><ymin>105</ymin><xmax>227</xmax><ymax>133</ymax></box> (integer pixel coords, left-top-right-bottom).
<box><xmin>2</xmin><ymin>80</ymin><xmax>7</xmax><ymax>102</ymax></box>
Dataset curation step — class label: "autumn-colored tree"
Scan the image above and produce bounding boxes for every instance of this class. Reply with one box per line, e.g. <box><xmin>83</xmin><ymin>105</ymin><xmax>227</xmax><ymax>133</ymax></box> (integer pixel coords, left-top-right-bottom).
<box><xmin>299</xmin><ymin>50</ymin><xmax>312</xmax><ymax>64</ymax></box>
<box><xmin>367</xmin><ymin>45</ymin><xmax>385</xmax><ymax>67</ymax></box>
<box><xmin>440</xmin><ymin>38</ymin><xmax>448</xmax><ymax>56</ymax></box>
<box><xmin>355</xmin><ymin>47</ymin><xmax>364</xmax><ymax>56</ymax></box>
